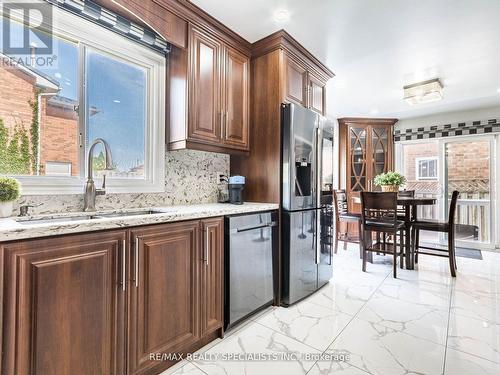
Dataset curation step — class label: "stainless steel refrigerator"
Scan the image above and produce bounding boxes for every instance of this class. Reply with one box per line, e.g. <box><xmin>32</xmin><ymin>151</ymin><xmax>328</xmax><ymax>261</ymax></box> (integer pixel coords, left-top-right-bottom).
<box><xmin>281</xmin><ymin>103</ymin><xmax>334</xmax><ymax>306</ymax></box>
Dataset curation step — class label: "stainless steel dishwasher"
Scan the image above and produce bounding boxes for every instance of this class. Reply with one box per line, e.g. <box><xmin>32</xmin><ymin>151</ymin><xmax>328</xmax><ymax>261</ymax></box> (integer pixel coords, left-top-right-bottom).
<box><xmin>224</xmin><ymin>211</ymin><xmax>278</xmax><ymax>330</ymax></box>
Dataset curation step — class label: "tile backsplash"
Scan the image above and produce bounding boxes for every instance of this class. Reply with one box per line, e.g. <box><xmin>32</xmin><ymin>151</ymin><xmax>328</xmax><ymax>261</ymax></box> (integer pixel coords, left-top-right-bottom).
<box><xmin>15</xmin><ymin>150</ymin><xmax>229</xmax><ymax>216</ymax></box>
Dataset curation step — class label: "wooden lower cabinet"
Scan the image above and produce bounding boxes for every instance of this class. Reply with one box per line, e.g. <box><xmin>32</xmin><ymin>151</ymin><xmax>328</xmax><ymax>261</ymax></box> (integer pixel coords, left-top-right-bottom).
<box><xmin>0</xmin><ymin>230</ymin><xmax>127</xmax><ymax>375</ymax></box>
<box><xmin>0</xmin><ymin>218</ymin><xmax>224</xmax><ymax>375</ymax></box>
<box><xmin>200</xmin><ymin>218</ymin><xmax>224</xmax><ymax>336</ymax></box>
<box><xmin>128</xmin><ymin>220</ymin><xmax>200</xmax><ymax>375</ymax></box>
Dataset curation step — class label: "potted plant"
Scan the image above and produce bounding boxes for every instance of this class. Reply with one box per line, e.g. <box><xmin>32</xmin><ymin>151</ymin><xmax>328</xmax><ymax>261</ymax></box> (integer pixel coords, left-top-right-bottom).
<box><xmin>374</xmin><ymin>171</ymin><xmax>406</xmax><ymax>192</ymax></box>
<box><xmin>0</xmin><ymin>177</ymin><xmax>20</xmax><ymax>218</ymax></box>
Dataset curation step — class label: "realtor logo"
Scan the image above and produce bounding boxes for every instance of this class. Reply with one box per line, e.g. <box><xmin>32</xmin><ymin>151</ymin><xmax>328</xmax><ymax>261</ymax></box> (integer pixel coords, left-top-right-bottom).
<box><xmin>2</xmin><ymin>1</ymin><xmax>53</xmax><ymax>55</ymax></box>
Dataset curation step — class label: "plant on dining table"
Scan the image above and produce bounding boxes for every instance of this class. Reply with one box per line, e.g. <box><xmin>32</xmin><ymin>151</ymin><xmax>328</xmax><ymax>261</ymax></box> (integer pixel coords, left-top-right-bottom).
<box><xmin>374</xmin><ymin>171</ymin><xmax>406</xmax><ymax>192</ymax></box>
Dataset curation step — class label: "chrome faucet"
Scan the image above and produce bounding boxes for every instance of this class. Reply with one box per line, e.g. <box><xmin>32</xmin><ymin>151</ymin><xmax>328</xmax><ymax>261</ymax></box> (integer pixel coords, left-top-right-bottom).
<box><xmin>83</xmin><ymin>138</ymin><xmax>114</xmax><ymax>212</ymax></box>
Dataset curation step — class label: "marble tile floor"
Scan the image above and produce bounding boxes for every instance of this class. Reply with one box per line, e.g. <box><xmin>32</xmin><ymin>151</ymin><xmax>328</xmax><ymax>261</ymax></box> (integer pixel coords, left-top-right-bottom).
<box><xmin>162</xmin><ymin>244</ymin><xmax>500</xmax><ymax>375</ymax></box>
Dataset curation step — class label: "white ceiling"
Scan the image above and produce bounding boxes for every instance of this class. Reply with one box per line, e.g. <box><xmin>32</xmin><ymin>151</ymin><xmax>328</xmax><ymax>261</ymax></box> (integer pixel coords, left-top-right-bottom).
<box><xmin>192</xmin><ymin>0</ymin><xmax>500</xmax><ymax>120</ymax></box>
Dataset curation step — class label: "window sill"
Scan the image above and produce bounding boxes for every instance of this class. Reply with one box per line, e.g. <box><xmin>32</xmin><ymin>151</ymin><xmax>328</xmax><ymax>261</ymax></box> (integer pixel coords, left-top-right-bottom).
<box><xmin>13</xmin><ymin>176</ymin><xmax>165</xmax><ymax>195</ymax></box>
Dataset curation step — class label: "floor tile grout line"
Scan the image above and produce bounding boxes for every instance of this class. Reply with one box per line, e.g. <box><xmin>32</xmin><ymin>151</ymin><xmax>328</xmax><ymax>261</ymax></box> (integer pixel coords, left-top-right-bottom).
<box><xmin>250</xmin><ymin>319</ymin><xmax>331</xmax><ymax>353</ymax></box>
<box><xmin>190</xmin><ymin>361</ymin><xmax>210</xmax><ymax>375</ymax></box>
<box><xmin>442</xmin><ymin>276</ymin><xmax>455</xmax><ymax>374</ymax></box>
<box><xmin>444</xmin><ymin>346</ymin><xmax>500</xmax><ymax>366</ymax></box>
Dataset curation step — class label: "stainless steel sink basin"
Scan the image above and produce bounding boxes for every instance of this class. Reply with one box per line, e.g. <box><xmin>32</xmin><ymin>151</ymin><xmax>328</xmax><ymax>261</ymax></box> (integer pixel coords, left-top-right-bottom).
<box><xmin>93</xmin><ymin>210</ymin><xmax>164</xmax><ymax>219</ymax></box>
<box><xmin>16</xmin><ymin>210</ymin><xmax>164</xmax><ymax>225</ymax></box>
<box><xmin>16</xmin><ymin>215</ymin><xmax>101</xmax><ymax>225</ymax></box>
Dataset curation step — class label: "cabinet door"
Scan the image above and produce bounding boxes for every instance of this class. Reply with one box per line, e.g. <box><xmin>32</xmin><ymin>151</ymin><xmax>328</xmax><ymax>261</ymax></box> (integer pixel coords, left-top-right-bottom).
<box><xmin>346</xmin><ymin>124</ymin><xmax>369</xmax><ymax>216</ymax></box>
<box><xmin>370</xmin><ymin>124</ymin><xmax>393</xmax><ymax>190</ymax></box>
<box><xmin>200</xmin><ymin>218</ymin><xmax>224</xmax><ymax>336</ymax></box>
<box><xmin>188</xmin><ymin>26</ymin><xmax>222</xmax><ymax>144</ymax></box>
<box><xmin>128</xmin><ymin>221</ymin><xmax>200</xmax><ymax>375</ymax></box>
<box><xmin>284</xmin><ymin>55</ymin><xmax>308</xmax><ymax>107</ymax></box>
<box><xmin>223</xmin><ymin>46</ymin><xmax>250</xmax><ymax>150</ymax></box>
<box><xmin>0</xmin><ymin>231</ymin><xmax>127</xmax><ymax>375</ymax></box>
<box><xmin>308</xmin><ymin>73</ymin><xmax>326</xmax><ymax>115</ymax></box>
<box><xmin>347</xmin><ymin>125</ymin><xmax>369</xmax><ymax>195</ymax></box>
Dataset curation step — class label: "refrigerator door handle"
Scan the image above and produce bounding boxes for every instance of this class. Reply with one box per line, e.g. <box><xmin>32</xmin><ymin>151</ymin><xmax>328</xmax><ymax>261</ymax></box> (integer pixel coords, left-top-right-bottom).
<box><xmin>314</xmin><ymin>210</ymin><xmax>320</xmax><ymax>264</ymax></box>
<box><xmin>311</xmin><ymin>124</ymin><xmax>318</xmax><ymax>209</ymax></box>
<box><xmin>314</xmin><ymin>123</ymin><xmax>323</xmax><ymax>265</ymax></box>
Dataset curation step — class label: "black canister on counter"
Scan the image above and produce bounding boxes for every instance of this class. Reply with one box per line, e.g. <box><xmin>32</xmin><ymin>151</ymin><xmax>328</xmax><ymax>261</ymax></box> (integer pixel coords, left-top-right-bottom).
<box><xmin>228</xmin><ymin>175</ymin><xmax>245</xmax><ymax>204</ymax></box>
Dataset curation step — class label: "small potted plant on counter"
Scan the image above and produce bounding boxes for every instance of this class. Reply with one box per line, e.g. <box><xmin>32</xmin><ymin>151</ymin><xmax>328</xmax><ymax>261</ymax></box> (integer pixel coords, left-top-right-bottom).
<box><xmin>0</xmin><ymin>177</ymin><xmax>20</xmax><ymax>218</ymax></box>
<box><xmin>374</xmin><ymin>171</ymin><xmax>406</xmax><ymax>192</ymax></box>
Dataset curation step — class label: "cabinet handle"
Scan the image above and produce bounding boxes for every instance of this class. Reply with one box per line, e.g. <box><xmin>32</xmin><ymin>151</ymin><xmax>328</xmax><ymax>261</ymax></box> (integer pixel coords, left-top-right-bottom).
<box><xmin>220</xmin><ymin>112</ymin><xmax>224</xmax><ymax>127</ymax></box>
<box><xmin>135</xmin><ymin>237</ymin><xmax>139</xmax><ymax>288</ymax></box>
<box><xmin>204</xmin><ymin>229</ymin><xmax>209</xmax><ymax>266</ymax></box>
<box><xmin>122</xmin><ymin>239</ymin><xmax>126</xmax><ymax>291</ymax></box>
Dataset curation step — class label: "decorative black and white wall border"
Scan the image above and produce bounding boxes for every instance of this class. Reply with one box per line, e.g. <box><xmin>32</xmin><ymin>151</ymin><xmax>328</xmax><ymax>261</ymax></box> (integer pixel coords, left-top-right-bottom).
<box><xmin>46</xmin><ymin>0</ymin><xmax>171</xmax><ymax>54</ymax></box>
<box><xmin>394</xmin><ymin>119</ymin><xmax>500</xmax><ymax>142</ymax></box>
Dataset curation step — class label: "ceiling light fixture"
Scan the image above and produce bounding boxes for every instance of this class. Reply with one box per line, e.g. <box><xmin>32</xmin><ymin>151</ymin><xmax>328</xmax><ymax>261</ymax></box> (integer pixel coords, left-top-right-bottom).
<box><xmin>273</xmin><ymin>9</ymin><xmax>290</xmax><ymax>23</ymax></box>
<box><xmin>497</xmin><ymin>88</ymin><xmax>500</xmax><ymax>93</ymax></box>
<box><xmin>403</xmin><ymin>78</ymin><xmax>443</xmax><ymax>105</ymax></box>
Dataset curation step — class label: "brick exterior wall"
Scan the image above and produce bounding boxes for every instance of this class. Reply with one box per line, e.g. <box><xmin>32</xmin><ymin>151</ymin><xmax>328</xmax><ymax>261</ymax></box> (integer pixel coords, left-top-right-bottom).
<box><xmin>0</xmin><ymin>67</ymin><xmax>36</xmax><ymax>138</ymax></box>
<box><xmin>446</xmin><ymin>141</ymin><xmax>489</xmax><ymax>181</ymax></box>
<box><xmin>0</xmin><ymin>66</ymin><xmax>78</xmax><ymax>176</ymax></box>
<box><xmin>39</xmin><ymin>99</ymin><xmax>79</xmax><ymax>176</ymax></box>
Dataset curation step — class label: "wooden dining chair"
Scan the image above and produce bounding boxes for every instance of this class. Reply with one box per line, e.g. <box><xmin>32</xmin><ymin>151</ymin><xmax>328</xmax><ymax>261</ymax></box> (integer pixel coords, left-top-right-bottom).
<box><xmin>397</xmin><ymin>190</ymin><xmax>415</xmax><ymax>216</ymax></box>
<box><xmin>389</xmin><ymin>189</ymin><xmax>415</xmax><ymax>248</ymax></box>
<box><xmin>411</xmin><ymin>191</ymin><xmax>460</xmax><ymax>277</ymax></box>
<box><xmin>360</xmin><ymin>192</ymin><xmax>405</xmax><ymax>278</ymax></box>
<box><xmin>333</xmin><ymin>190</ymin><xmax>362</xmax><ymax>253</ymax></box>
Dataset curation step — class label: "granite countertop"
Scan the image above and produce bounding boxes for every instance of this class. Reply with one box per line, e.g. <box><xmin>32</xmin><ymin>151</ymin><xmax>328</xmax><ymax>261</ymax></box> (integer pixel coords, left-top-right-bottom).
<box><xmin>0</xmin><ymin>202</ymin><xmax>279</xmax><ymax>242</ymax></box>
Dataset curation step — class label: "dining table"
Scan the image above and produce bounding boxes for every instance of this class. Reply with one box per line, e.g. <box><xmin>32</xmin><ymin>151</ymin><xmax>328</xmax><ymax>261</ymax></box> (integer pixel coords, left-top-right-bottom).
<box><xmin>352</xmin><ymin>195</ymin><xmax>437</xmax><ymax>270</ymax></box>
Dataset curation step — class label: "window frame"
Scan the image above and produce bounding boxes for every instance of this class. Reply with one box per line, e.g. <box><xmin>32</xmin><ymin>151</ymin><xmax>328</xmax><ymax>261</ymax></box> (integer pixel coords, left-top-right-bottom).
<box><xmin>415</xmin><ymin>156</ymin><xmax>438</xmax><ymax>181</ymax></box>
<box><xmin>2</xmin><ymin>5</ymin><xmax>165</xmax><ymax>195</ymax></box>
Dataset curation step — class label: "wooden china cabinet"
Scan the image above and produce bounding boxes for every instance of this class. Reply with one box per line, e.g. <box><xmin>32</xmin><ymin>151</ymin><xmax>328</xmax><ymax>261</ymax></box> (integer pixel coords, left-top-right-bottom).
<box><xmin>338</xmin><ymin>118</ymin><xmax>398</xmax><ymax>220</ymax></box>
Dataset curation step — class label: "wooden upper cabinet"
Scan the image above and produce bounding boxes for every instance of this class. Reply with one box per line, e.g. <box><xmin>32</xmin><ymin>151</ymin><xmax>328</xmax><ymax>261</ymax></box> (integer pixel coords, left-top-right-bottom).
<box><xmin>231</xmin><ymin>30</ymin><xmax>334</xmax><ymax>204</ymax></box>
<box><xmin>223</xmin><ymin>46</ymin><xmax>250</xmax><ymax>150</ymax></box>
<box><xmin>188</xmin><ymin>26</ymin><xmax>222</xmax><ymax>144</ymax></box>
<box><xmin>308</xmin><ymin>73</ymin><xmax>326</xmax><ymax>115</ymax></box>
<box><xmin>284</xmin><ymin>55</ymin><xmax>308</xmax><ymax>107</ymax></box>
<box><xmin>200</xmin><ymin>218</ymin><xmax>224</xmax><ymax>336</ymax></box>
<box><xmin>169</xmin><ymin>24</ymin><xmax>250</xmax><ymax>153</ymax></box>
<box><xmin>0</xmin><ymin>231</ymin><xmax>127</xmax><ymax>375</ymax></box>
<box><xmin>282</xmin><ymin>53</ymin><xmax>327</xmax><ymax>114</ymax></box>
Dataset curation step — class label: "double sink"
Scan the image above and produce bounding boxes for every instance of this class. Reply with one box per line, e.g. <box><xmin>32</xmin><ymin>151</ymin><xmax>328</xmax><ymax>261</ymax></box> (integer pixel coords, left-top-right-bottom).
<box><xmin>16</xmin><ymin>210</ymin><xmax>165</xmax><ymax>225</ymax></box>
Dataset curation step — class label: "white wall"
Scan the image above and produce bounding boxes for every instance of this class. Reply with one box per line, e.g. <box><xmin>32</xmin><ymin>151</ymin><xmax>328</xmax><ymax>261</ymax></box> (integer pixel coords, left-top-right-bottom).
<box><xmin>396</xmin><ymin>105</ymin><xmax>500</xmax><ymax>131</ymax></box>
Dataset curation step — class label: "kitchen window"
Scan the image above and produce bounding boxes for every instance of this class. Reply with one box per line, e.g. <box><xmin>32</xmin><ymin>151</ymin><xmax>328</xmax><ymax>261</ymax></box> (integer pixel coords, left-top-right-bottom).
<box><xmin>416</xmin><ymin>157</ymin><xmax>438</xmax><ymax>180</ymax></box>
<box><xmin>0</xmin><ymin>4</ymin><xmax>165</xmax><ymax>194</ymax></box>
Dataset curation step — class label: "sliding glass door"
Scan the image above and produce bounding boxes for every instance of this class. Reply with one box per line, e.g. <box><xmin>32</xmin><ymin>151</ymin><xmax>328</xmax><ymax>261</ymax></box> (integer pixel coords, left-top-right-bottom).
<box><xmin>443</xmin><ymin>137</ymin><xmax>494</xmax><ymax>248</ymax></box>
<box><xmin>396</xmin><ymin>135</ymin><xmax>496</xmax><ymax>249</ymax></box>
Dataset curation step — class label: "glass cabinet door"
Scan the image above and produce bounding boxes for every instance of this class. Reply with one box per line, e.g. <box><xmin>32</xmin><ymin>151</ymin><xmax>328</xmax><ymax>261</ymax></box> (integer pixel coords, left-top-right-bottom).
<box><xmin>349</xmin><ymin>127</ymin><xmax>367</xmax><ymax>192</ymax></box>
<box><xmin>371</xmin><ymin>126</ymin><xmax>390</xmax><ymax>191</ymax></box>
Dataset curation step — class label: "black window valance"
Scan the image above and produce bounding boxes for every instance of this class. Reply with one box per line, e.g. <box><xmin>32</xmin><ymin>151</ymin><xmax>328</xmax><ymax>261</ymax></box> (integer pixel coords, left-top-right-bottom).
<box><xmin>46</xmin><ymin>0</ymin><xmax>171</xmax><ymax>55</ymax></box>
